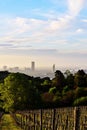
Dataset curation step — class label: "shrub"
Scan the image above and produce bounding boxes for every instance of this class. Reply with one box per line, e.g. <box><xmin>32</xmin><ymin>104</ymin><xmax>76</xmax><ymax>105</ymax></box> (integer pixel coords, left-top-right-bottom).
<box><xmin>73</xmin><ymin>96</ymin><xmax>87</xmax><ymax>106</ymax></box>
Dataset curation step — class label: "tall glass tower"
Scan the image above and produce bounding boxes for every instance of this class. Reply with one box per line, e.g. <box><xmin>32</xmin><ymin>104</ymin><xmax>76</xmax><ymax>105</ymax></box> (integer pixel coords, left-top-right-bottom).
<box><xmin>31</xmin><ymin>61</ymin><xmax>35</xmax><ymax>71</ymax></box>
<box><xmin>53</xmin><ymin>64</ymin><xmax>55</xmax><ymax>72</ymax></box>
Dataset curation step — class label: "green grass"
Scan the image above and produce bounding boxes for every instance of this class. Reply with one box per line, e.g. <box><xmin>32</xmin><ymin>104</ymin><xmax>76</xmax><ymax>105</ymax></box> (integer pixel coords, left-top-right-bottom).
<box><xmin>0</xmin><ymin>114</ymin><xmax>22</xmax><ymax>130</ymax></box>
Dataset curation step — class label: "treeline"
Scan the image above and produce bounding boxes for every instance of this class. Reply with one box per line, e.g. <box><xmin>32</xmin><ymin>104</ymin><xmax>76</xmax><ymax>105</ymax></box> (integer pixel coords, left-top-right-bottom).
<box><xmin>0</xmin><ymin>69</ymin><xmax>87</xmax><ymax>112</ymax></box>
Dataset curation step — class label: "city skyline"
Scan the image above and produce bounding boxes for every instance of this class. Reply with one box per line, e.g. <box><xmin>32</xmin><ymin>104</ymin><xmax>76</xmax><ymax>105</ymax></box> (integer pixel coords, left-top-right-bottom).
<box><xmin>0</xmin><ymin>0</ymin><xmax>87</xmax><ymax>68</ymax></box>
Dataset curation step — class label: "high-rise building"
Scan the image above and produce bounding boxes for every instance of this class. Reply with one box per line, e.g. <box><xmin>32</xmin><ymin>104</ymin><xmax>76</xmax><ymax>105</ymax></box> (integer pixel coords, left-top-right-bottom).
<box><xmin>53</xmin><ymin>64</ymin><xmax>55</xmax><ymax>72</ymax></box>
<box><xmin>31</xmin><ymin>61</ymin><xmax>35</xmax><ymax>71</ymax></box>
<box><xmin>3</xmin><ymin>66</ymin><xmax>7</xmax><ymax>70</ymax></box>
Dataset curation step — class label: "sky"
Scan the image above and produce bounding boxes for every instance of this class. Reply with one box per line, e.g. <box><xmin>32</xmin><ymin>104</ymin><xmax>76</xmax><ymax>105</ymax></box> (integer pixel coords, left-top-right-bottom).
<box><xmin>0</xmin><ymin>0</ymin><xmax>87</xmax><ymax>69</ymax></box>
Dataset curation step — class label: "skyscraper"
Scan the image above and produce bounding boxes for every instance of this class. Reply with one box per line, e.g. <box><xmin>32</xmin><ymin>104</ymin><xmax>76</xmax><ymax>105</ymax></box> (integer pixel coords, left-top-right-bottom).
<box><xmin>53</xmin><ymin>64</ymin><xmax>55</xmax><ymax>72</ymax></box>
<box><xmin>3</xmin><ymin>66</ymin><xmax>7</xmax><ymax>70</ymax></box>
<box><xmin>31</xmin><ymin>61</ymin><xmax>35</xmax><ymax>71</ymax></box>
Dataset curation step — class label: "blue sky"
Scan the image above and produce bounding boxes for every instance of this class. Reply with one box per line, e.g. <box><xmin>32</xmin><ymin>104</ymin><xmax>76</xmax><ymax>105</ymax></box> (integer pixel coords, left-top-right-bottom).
<box><xmin>0</xmin><ymin>0</ymin><xmax>87</xmax><ymax>68</ymax></box>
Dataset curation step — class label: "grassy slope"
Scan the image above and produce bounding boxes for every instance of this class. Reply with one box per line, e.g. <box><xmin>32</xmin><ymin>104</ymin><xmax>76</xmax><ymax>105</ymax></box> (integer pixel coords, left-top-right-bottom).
<box><xmin>0</xmin><ymin>114</ymin><xmax>22</xmax><ymax>130</ymax></box>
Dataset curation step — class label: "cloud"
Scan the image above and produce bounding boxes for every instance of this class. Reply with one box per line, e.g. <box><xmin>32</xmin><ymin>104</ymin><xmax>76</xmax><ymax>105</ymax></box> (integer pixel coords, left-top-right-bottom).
<box><xmin>0</xmin><ymin>44</ymin><xmax>12</xmax><ymax>47</ymax></box>
<box><xmin>0</xmin><ymin>0</ymin><xmax>86</xmax><ymax>53</ymax></box>
<box><xmin>76</xmin><ymin>28</ymin><xmax>84</xmax><ymax>33</ymax></box>
<box><xmin>0</xmin><ymin>43</ymin><xmax>14</xmax><ymax>49</ymax></box>
<box><xmin>82</xmin><ymin>19</ymin><xmax>87</xmax><ymax>22</ymax></box>
<box><xmin>0</xmin><ymin>14</ymin><xmax>86</xmax><ymax>53</ymax></box>
<box><xmin>68</xmin><ymin>0</ymin><xmax>85</xmax><ymax>17</ymax></box>
<box><xmin>0</xmin><ymin>16</ymin><xmax>70</xmax><ymax>46</ymax></box>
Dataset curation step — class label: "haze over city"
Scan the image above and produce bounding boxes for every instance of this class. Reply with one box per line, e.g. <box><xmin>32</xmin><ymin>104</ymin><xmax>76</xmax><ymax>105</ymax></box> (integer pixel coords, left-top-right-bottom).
<box><xmin>0</xmin><ymin>0</ymin><xmax>87</xmax><ymax>68</ymax></box>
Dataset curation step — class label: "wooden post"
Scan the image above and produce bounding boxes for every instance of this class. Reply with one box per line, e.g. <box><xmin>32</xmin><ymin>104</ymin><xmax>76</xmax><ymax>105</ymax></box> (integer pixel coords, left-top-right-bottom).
<box><xmin>20</xmin><ymin>115</ymin><xmax>22</xmax><ymax>128</ymax></box>
<box><xmin>53</xmin><ymin>109</ymin><xmax>55</xmax><ymax>130</ymax></box>
<box><xmin>40</xmin><ymin>109</ymin><xmax>42</xmax><ymax>130</ymax></box>
<box><xmin>74</xmin><ymin>107</ymin><xmax>80</xmax><ymax>130</ymax></box>
<box><xmin>34</xmin><ymin>113</ymin><xmax>35</xmax><ymax>130</ymax></box>
<box><xmin>74</xmin><ymin>107</ymin><xmax>77</xmax><ymax>130</ymax></box>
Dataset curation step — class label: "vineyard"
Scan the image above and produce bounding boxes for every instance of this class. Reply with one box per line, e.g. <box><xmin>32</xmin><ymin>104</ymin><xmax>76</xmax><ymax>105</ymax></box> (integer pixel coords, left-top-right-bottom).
<box><xmin>11</xmin><ymin>106</ymin><xmax>87</xmax><ymax>130</ymax></box>
<box><xmin>0</xmin><ymin>106</ymin><xmax>87</xmax><ymax>130</ymax></box>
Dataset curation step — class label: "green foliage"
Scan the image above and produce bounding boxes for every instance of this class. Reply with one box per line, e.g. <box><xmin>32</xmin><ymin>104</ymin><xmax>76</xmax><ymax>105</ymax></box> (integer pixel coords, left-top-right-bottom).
<box><xmin>0</xmin><ymin>71</ymin><xmax>10</xmax><ymax>83</ymax></box>
<box><xmin>74</xmin><ymin>70</ymin><xmax>86</xmax><ymax>88</ymax></box>
<box><xmin>52</xmin><ymin>70</ymin><xmax>65</xmax><ymax>91</ymax></box>
<box><xmin>61</xmin><ymin>90</ymin><xmax>74</xmax><ymax>106</ymax></box>
<box><xmin>51</xmin><ymin>90</ymin><xmax>62</xmax><ymax>107</ymax></box>
<box><xmin>62</xmin><ymin>86</ymin><xmax>69</xmax><ymax>95</ymax></box>
<box><xmin>40</xmin><ymin>77</ymin><xmax>51</xmax><ymax>93</ymax></box>
<box><xmin>74</xmin><ymin>87</ymin><xmax>87</xmax><ymax>99</ymax></box>
<box><xmin>0</xmin><ymin>114</ymin><xmax>22</xmax><ymax>130</ymax></box>
<box><xmin>49</xmin><ymin>87</ymin><xmax>57</xmax><ymax>94</ymax></box>
<box><xmin>41</xmin><ymin>92</ymin><xmax>54</xmax><ymax>103</ymax></box>
<box><xmin>0</xmin><ymin>69</ymin><xmax>87</xmax><ymax>110</ymax></box>
<box><xmin>65</xmin><ymin>74</ymin><xmax>74</xmax><ymax>89</ymax></box>
<box><xmin>0</xmin><ymin>73</ymin><xmax>41</xmax><ymax>111</ymax></box>
<box><xmin>64</xmin><ymin>70</ymin><xmax>71</xmax><ymax>77</ymax></box>
<box><xmin>41</xmin><ymin>77</ymin><xmax>50</xmax><ymax>85</ymax></box>
<box><xmin>73</xmin><ymin>96</ymin><xmax>87</xmax><ymax>106</ymax></box>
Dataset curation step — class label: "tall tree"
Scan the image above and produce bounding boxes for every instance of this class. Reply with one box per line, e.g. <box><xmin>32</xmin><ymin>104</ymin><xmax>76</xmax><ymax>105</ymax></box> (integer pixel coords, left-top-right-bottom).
<box><xmin>0</xmin><ymin>73</ymin><xmax>41</xmax><ymax>111</ymax></box>
<box><xmin>52</xmin><ymin>70</ymin><xmax>65</xmax><ymax>91</ymax></box>
<box><xmin>74</xmin><ymin>70</ymin><xmax>86</xmax><ymax>88</ymax></box>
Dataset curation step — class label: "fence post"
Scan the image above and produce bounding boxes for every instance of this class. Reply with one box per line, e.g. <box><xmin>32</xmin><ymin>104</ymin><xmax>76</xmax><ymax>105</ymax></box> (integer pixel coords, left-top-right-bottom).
<box><xmin>20</xmin><ymin>115</ymin><xmax>22</xmax><ymax>128</ymax></box>
<box><xmin>74</xmin><ymin>107</ymin><xmax>80</xmax><ymax>130</ymax></box>
<box><xmin>34</xmin><ymin>113</ymin><xmax>35</xmax><ymax>130</ymax></box>
<box><xmin>53</xmin><ymin>108</ymin><xmax>55</xmax><ymax>130</ymax></box>
<box><xmin>40</xmin><ymin>109</ymin><xmax>42</xmax><ymax>130</ymax></box>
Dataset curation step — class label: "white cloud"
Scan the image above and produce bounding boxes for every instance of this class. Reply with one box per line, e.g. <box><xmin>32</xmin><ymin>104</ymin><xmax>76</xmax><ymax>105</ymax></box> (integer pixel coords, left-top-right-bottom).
<box><xmin>82</xmin><ymin>19</ymin><xmax>87</xmax><ymax>22</ymax></box>
<box><xmin>68</xmin><ymin>0</ymin><xmax>85</xmax><ymax>17</ymax></box>
<box><xmin>76</xmin><ymin>28</ymin><xmax>84</xmax><ymax>33</ymax></box>
<box><xmin>0</xmin><ymin>15</ymin><xmax>86</xmax><ymax>52</ymax></box>
<box><xmin>0</xmin><ymin>16</ymin><xmax>70</xmax><ymax>45</ymax></box>
<box><xmin>0</xmin><ymin>0</ymin><xmax>86</xmax><ymax>53</ymax></box>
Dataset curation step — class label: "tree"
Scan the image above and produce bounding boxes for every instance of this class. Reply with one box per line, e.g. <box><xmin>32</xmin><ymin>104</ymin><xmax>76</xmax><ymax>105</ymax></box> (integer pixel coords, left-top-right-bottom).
<box><xmin>0</xmin><ymin>73</ymin><xmax>41</xmax><ymax>111</ymax></box>
<box><xmin>41</xmin><ymin>92</ymin><xmax>54</xmax><ymax>108</ymax></box>
<box><xmin>74</xmin><ymin>70</ymin><xmax>86</xmax><ymax>88</ymax></box>
<box><xmin>64</xmin><ymin>69</ymin><xmax>71</xmax><ymax>77</ymax></box>
<box><xmin>74</xmin><ymin>87</ymin><xmax>87</xmax><ymax>99</ymax></box>
<box><xmin>49</xmin><ymin>87</ymin><xmax>57</xmax><ymax>94</ymax></box>
<box><xmin>73</xmin><ymin>96</ymin><xmax>87</xmax><ymax>106</ymax></box>
<box><xmin>0</xmin><ymin>71</ymin><xmax>10</xmax><ymax>83</ymax></box>
<box><xmin>61</xmin><ymin>90</ymin><xmax>74</xmax><ymax>106</ymax></box>
<box><xmin>41</xmin><ymin>77</ymin><xmax>51</xmax><ymax>93</ymax></box>
<box><xmin>52</xmin><ymin>70</ymin><xmax>65</xmax><ymax>91</ymax></box>
<box><xmin>66</xmin><ymin>74</ymin><xmax>74</xmax><ymax>89</ymax></box>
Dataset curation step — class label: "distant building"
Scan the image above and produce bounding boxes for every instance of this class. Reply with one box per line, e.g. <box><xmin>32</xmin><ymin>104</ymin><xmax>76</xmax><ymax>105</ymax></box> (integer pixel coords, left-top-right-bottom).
<box><xmin>24</xmin><ymin>67</ymin><xmax>30</xmax><ymax>71</ymax></box>
<box><xmin>3</xmin><ymin>66</ymin><xmax>7</xmax><ymax>70</ymax></box>
<box><xmin>31</xmin><ymin>61</ymin><xmax>35</xmax><ymax>71</ymax></box>
<box><xmin>14</xmin><ymin>67</ymin><xmax>19</xmax><ymax>72</ymax></box>
<box><xmin>53</xmin><ymin>64</ymin><xmax>55</xmax><ymax>72</ymax></box>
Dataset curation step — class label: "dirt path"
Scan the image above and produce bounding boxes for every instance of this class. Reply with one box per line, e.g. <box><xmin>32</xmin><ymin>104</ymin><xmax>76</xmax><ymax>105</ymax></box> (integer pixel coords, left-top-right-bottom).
<box><xmin>0</xmin><ymin>114</ymin><xmax>22</xmax><ymax>130</ymax></box>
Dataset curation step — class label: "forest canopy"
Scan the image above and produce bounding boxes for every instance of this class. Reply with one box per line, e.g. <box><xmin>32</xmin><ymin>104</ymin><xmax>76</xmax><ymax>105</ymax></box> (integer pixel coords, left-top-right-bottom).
<box><xmin>0</xmin><ymin>70</ymin><xmax>87</xmax><ymax>112</ymax></box>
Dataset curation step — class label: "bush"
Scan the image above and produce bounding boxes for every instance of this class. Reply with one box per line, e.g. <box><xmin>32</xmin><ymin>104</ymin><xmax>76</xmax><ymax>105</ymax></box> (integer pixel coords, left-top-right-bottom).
<box><xmin>73</xmin><ymin>96</ymin><xmax>87</xmax><ymax>106</ymax></box>
<box><xmin>74</xmin><ymin>87</ymin><xmax>87</xmax><ymax>99</ymax></box>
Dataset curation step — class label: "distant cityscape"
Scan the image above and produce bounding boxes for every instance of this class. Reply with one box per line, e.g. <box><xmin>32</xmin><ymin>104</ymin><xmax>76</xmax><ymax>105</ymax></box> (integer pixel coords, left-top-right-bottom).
<box><xmin>1</xmin><ymin>61</ymin><xmax>87</xmax><ymax>78</ymax></box>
